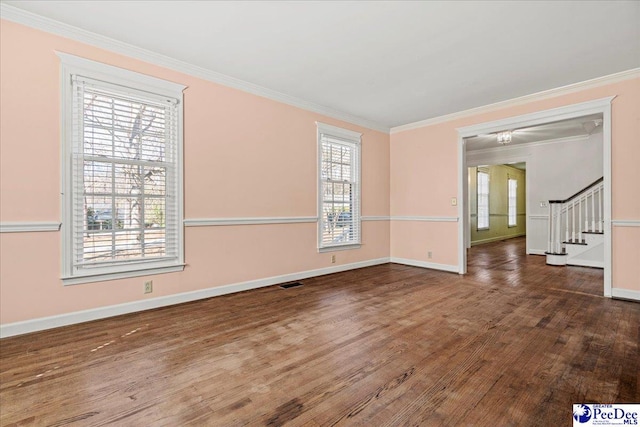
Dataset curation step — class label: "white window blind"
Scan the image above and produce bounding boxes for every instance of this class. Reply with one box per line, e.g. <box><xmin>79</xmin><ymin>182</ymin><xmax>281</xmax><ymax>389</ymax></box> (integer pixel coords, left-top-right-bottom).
<box><xmin>59</xmin><ymin>53</ymin><xmax>185</xmax><ymax>284</ymax></box>
<box><xmin>317</xmin><ymin>123</ymin><xmax>361</xmax><ymax>250</ymax></box>
<box><xmin>477</xmin><ymin>171</ymin><xmax>490</xmax><ymax>230</ymax></box>
<box><xmin>508</xmin><ymin>178</ymin><xmax>517</xmax><ymax>227</ymax></box>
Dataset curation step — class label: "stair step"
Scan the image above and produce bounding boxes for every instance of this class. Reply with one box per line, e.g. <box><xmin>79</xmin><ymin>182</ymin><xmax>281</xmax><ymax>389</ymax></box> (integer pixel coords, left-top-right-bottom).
<box><xmin>582</xmin><ymin>230</ymin><xmax>604</xmax><ymax>235</ymax></box>
<box><xmin>563</xmin><ymin>240</ymin><xmax>587</xmax><ymax>245</ymax></box>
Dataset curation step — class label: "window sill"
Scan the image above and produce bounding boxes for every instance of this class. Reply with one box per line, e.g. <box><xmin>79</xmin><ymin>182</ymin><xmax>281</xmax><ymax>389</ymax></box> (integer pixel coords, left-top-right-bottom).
<box><xmin>318</xmin><ymin>243</ymin><xmax>361</xmax><ymax>253</ymax></box>
<box><xmin>62</xmin><ymin>263</ymin><xmax>185</xmax><ymax>286</ymax></box>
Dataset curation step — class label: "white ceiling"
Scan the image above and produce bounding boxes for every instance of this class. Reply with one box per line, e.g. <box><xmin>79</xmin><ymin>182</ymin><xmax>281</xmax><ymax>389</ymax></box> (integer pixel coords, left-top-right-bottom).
<box><xmin>3</xmin><ymin>1</ymin><xmax>640</xmax><ymax>129</ymax></box>
<box><xmin>465</xmin><ymin>113</ymin><xmax>603</xmax><ymax>151</ymax></box>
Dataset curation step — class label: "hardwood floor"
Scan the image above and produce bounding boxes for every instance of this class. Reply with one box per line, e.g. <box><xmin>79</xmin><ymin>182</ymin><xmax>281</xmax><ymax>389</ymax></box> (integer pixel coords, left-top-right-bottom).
<box><xmin>1</xmin><ymin>237</ymin><xmax>638</xmax><ymax>426</ymax></box>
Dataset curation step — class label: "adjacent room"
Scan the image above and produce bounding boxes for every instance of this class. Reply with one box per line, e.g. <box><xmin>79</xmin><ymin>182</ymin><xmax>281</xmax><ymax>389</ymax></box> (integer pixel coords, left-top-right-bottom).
<box><xmin>1</xmin><ymin>1</ymin><xmax>639</xmax><ymax>425</ymax></box>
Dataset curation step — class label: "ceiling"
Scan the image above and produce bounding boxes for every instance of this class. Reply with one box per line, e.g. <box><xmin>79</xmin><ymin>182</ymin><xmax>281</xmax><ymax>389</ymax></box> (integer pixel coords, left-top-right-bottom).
<box><xmin>3</xmin><ymin>1</ymin><xmax>640</xmax><ymax>129</ymax></box>
<box><xmin>465</xmin><ymin>113</ymin><xmax>603</xmax><ymax>152</ymax></box>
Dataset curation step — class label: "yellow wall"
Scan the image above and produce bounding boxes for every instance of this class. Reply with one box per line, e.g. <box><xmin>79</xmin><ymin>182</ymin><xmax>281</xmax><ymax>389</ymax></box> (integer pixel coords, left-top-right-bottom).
<box><xmin>469</xmin><ymin>165</ymin><xmax>526</xmax><ymax>245</ymax></box>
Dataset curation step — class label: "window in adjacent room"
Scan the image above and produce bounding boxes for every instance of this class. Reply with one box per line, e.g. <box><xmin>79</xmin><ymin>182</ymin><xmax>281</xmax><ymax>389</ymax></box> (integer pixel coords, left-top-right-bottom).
<box><xmin>477</xmin><ymin>170</ymin><xmax>490</xmax><ymax>230</ymax></box>
<box><xmin>58</xmin><ymin>53</ymin><xmax>186</xmax><ymax>284</ymax></box>
<box><xmin>508</xmin><ymin>178</ymin><xmax>518</xmax><ymax>227</ymax></box>
<box><xmin>317</xmin><ymin>122</ymin><xmax>361</xmax><ymax>251</ymax></box>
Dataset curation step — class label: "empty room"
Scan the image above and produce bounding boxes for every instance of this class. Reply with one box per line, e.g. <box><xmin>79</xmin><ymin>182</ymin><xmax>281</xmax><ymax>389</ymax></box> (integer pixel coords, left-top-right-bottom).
<box><xmin>1</xmin><ymin>1</ymin><xmax>639</xmax><ymax>426</ymax></box>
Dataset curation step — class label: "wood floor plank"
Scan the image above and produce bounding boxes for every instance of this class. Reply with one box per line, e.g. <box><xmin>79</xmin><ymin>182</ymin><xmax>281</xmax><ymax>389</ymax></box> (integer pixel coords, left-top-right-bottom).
<box><xmin>1</xmin><ymin>237</ymin><xmax>638</xmax><ymax>426</ymax></box>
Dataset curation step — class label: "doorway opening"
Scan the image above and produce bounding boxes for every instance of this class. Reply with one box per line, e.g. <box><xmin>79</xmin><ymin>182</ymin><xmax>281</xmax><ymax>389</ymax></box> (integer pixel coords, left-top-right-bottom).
<box><xmin>456</xmin><ymin>98</ymin><xmax>613</xmax><ymax>297</ymax></box>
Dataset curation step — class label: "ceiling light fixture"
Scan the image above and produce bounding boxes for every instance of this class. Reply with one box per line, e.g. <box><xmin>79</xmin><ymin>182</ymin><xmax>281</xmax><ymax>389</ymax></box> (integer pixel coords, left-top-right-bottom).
<box><xmin>497</xmin><ymin>131</ymin><xmax>512</xmax><ymax>145</ymax></box>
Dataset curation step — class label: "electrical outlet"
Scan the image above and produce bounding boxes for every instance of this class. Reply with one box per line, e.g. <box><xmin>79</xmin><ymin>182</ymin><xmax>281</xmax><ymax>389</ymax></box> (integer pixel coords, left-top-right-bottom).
<box><xmin>331</xmin><ymin>255</ymin><xmax>336</xmax><ymax>264</ymax></box>
<box><xmin>451</xmin><ymin>197</ymin><xmax>457</xmax><ymax>206</ymax></box>
<box><xmin>428</xmin><ymin>251</ymin><xmax>433</xmax><ymax>259</ymax></box>
<box><xmin>144</xmin><ymin>280</ymin><xmax>153</xmax><ymax>294</ymax></box>
<box><xmin>540</xmin><ymin>201</ymin><xmax>549</xmax><ymax>208</ymax></box>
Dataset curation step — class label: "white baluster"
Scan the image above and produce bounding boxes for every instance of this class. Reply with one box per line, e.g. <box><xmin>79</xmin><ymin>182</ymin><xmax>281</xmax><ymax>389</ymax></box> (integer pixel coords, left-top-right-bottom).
<box><xmin>598</xmin><ymin>186</ymin><xmax>603</xmax><ymax>233</ymax></box>
<box><xmin>565</xmin><ymin>203</ymin><xmax>569</xmax><ymax>243</ymax></box>
<box><xmin>556</xmin><ymin>207</ymin><xmax>562</xmax><ymax>253</ymax></box>
<box><xmin>591</xmin><ymin>189</ymin><xmax>595</xmax><ymax>232</ymax></box>
<box><xmin>547</xmin><ymin>203</ymin><xmax>555</xmax><ymax>253</ymax></box>
<box><xmin>572</xmin><ymin>201</ymin><xmax>576</xmax><ymax>242</ymax></box>
<box><xmin>578</xmin><ymin>197</ymin><xmax>583</xmax><ymax>243</ymax></box>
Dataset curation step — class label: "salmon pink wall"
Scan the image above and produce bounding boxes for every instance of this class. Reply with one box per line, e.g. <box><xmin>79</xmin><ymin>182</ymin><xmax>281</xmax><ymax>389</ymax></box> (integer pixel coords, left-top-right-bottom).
<box><xmin>390</xmin><ymin>77</ymin><xmax>640</xmax><ymax>291</ymax></box>
<box><xmin>0</xmin><ymin>20</ymin><xmax>391</xmax><ymax>326</ymax></box>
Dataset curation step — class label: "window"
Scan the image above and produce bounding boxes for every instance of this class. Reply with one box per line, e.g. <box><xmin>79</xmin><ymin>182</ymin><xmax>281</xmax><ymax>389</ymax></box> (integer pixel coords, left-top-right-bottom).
<box><xmin>508</xmin><ymin>178</ymin><xmax>517</xmax><ymax>227</ymax></box>
<box><xmin>317</xmin><ymin>122</ymin><xmax>361</xmax><ymax>251</ymax></box>
<box><xmin>477</xmin><ymin>171</ymin><xmax>490</xmax><ymax>230</ymax></box>
<box><xmin>59</xmin><ymin>53</ymin><xmax>185</xmax><ymax>284</ymax></box>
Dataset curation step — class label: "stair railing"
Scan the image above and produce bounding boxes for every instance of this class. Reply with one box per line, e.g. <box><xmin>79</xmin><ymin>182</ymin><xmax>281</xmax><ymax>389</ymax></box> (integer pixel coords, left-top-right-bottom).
<box><xmin>547</xmin><ymin>177</ymin><xmax>604</xmax><ymax>255</ymax></box>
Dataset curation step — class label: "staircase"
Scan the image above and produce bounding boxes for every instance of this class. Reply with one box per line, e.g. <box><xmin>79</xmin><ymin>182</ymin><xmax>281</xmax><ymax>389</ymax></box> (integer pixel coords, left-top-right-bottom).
<box><xmin>545</xmin><ymin>177</ymin><xmax>604</xmax><ymax>268</ymax></box>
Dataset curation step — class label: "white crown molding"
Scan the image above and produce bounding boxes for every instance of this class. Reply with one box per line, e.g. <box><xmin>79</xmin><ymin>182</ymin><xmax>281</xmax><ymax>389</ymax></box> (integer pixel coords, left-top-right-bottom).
<box><xmin>391</xmin><ymin>69</ymin><xmax>640</xmax><ymax>134</ymax></box>
<box><xmin>184</xmin><ymin>216</ymin><xmax>318</xmax><ymax>227</ymax></box>
<box><xmin>0</xmin><ymin>221</ymin><xmax>61</xmax><ymax>233</ymax></box>
<box><xmin>362</xmin><ymin>216</ymin><xmax>391</xmax><ymax>221</ymax></box>
<box><xmin>611</xmin><ymin>288</ymin><xmax>640</xmax><ymax>302</ymax></box>
<box><xmin>611</xmin><ymin>220</ymin><xmax>640</xmax><ymax>227</ymax></box>
<box><xmin>0</xmin><ymin>257</ymin><xmax>390</xmax><ymax>338</ymax></box>
<box><xmin>390</xmin><ymin>257</ymin><xmax>459</xmax><ymax>274</ymax></box>
<box><xmin>466</xmin><ymin>135</ymin><xmax>589</xmax><ymax>156</ymax></box>
<box><xmin>391</xmin><ymin>216</ymin><xmax>458</xmax><ymax>222</ymax></box>
<box><xmin>0</xmin><ymin>4</ymin><xmax>389</xmax><ymax>134</ymax></box>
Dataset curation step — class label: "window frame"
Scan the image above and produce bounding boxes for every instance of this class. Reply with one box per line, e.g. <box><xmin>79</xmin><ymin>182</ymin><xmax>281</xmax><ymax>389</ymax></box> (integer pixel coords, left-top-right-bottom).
<box><xmin>58</xmin><ymin>52</ymin><xmax>186</xmax><ymax>285</ymax></box>
<box><xmin>508</xmin><ymin>178</ymin><xmax>518</xmax><ymax>227</ymax></box>
<box><xmin>477</xmin><ymin>170</ymin><xmax>490</xmax><ymax>231</ymax></box>
<box><xmin>316</xmin><ymin>122</ymin><xmax>362</xmax><ymax>252</ymax></box>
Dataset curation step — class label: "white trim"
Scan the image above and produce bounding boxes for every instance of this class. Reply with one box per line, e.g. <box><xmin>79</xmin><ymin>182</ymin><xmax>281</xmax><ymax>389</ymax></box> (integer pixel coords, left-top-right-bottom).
<box><xmin>528</xmin><ymin>249</ymin><xmax>546</xmax><ymax>256</ymax></box>
<box><xmin>56</xmin><ymin>51</ymin><xmax>186</xmax><ymax>96</ymax></box>
<box><xmin>62</xmin><ymin>264</ymin><xmax>185</xmax><ymax>286</ymax></box>
<box><xmin>466</xmin><ymin>135</ymin><xmax>588</xmax><ymax>156</ymax></box>
<box><xmin>612</xmin><ymin>220</ymin><xmax>640</xmax><ymax>227</ymax></box>
<box><xmin>362</xmin><ymin>216</ymin><xmax>391</xmax><ymax>221</ymax></box>
<box><xmin>457</xmin><ymin>96</ymin><xmax>614</xmax><ymax>297</ymax></box>
<box><xmin>391</xmin><ymin>216</ymin><xmax>458</xmax><ymax>222</ymax></box>
<box><xmin>567</xmin><ymin>260</ymin><xmax>604</xmax><ymax>269</ymax></box>
<box><xmin>0</xmin><ymin>222</ymin><xmax>61</xmax><ymax>233</ymax></box>
<box><xmin>317</xmin><ymin>122</ymin><xmax>362</xmax><ymax>251</ymax></box>
<box><xmin>390</xmin><ymin>257</ymin><xmax>459</xmax><ymax>274</ymax></box>
<box><xmin>392</xmin><ymin>70</ymin><xmax>639</xmax><ymax>134</ymax></box>
<box><xmin>0</xmin><ymin>257</ymin><xmax>390</xmax><ymax>338</ymax></box>
<box><xmin>184</xmin><ymin>217</ymin><xmax>318</xmax><ymax>227</ymax></box>
<box><xmin>456</xmin><ymin>97</ymin><xmax>616</xmax><ymax>139</ymax></box>
<box><xmin>58</xmin><ymin>52</ymin><xmax>186</xmax><ymax>284</ymax></box>
<box><xmin>0</xmin><ymin>4</ymin><xmax>388</xmax><ymax>134</ymax></box>
<box><xmin>316</xmin><ymin>122</ymin><xmax>363</xmax><ymax>140</ymax></box>
<box><xmin>529</xmin><ymin>215</ymin><xmax>549</xmax><ymax>220</ymax></box>
<box><xmin>611</xmin><ymin>288</ymin><xmax>640</xmax><ymax>302</ymax></box>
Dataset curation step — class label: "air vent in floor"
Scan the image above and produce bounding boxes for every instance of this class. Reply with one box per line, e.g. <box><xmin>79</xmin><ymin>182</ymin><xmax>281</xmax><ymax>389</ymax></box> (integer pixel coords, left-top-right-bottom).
<box><xmin>280</xmin><ymin>282</ymin><xmax>304</xmax><ymax>289</ymax></box>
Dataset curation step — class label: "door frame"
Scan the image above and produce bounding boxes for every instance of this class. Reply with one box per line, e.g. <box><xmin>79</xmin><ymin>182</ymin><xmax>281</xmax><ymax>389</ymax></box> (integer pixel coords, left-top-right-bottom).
<box><xmin>456</xmin><ymin>96</ymin><xmax>614</xmax><ymax>297</ymax></box>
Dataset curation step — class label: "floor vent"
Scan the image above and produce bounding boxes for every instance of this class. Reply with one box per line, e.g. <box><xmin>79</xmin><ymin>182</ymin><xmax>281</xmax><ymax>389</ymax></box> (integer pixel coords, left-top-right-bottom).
<box><xmin>280</xmin><ymin>282</ymin><xmax>304</xmax><ymax>289</ymax></box>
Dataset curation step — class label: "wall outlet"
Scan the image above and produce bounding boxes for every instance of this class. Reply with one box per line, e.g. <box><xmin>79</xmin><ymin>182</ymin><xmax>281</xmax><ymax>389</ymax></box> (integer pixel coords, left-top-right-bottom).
<box><xmin>144</xmin><ymin>280</ymin><xmax>153</xmax><ymax>294</ymax></box>
<box><xmin>540</xmin><ymin>201</ymin><xmax>549</xmax><ymax>208</ymax></box>
<box><xmin>428</xmin><ymin>251</ymin><xmax>433</xmax><ymax>259</ymax></box>
<box><xmin>331</xmin><ymin>255</ymin><xmax>336</xmax><ymax>264</ymax></box>
<box><xmin>451</xmin><ymin>197</ymin><xmax>457</xmax><ymax>206</ymax></box>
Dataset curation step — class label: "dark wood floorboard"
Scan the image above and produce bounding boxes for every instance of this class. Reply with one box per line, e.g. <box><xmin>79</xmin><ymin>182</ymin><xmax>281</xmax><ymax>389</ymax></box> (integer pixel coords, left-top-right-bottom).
<box><xmin>1</xmin><ymin>237</ymin><xmax>638</xmax><ymax>426</ymax></box>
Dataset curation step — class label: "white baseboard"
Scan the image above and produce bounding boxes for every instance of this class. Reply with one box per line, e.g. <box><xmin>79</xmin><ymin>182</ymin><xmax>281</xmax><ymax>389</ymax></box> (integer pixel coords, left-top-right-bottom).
<box><xmin>611</xmin><ymin>288</ymin><xmax>640</xmax><ymax>302</ymax></box>
<box><xmin>471</xmin><ymin>233</ymin><xmax>526</xmax><ymax>246</ymax></box>
<box><xmin>528</xmin><ymin>249</ymin><xmax>547</xmax><ymax>256</ymax></box>
<box><xmin>0</xmin><ymin>257</ymin><xmax>390</xmax><ymax>338</ymax></box>
<box><xmin>390</xmin><ymin>257</ymin><xmax>459</xmax><ymax>274</ymax></box>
